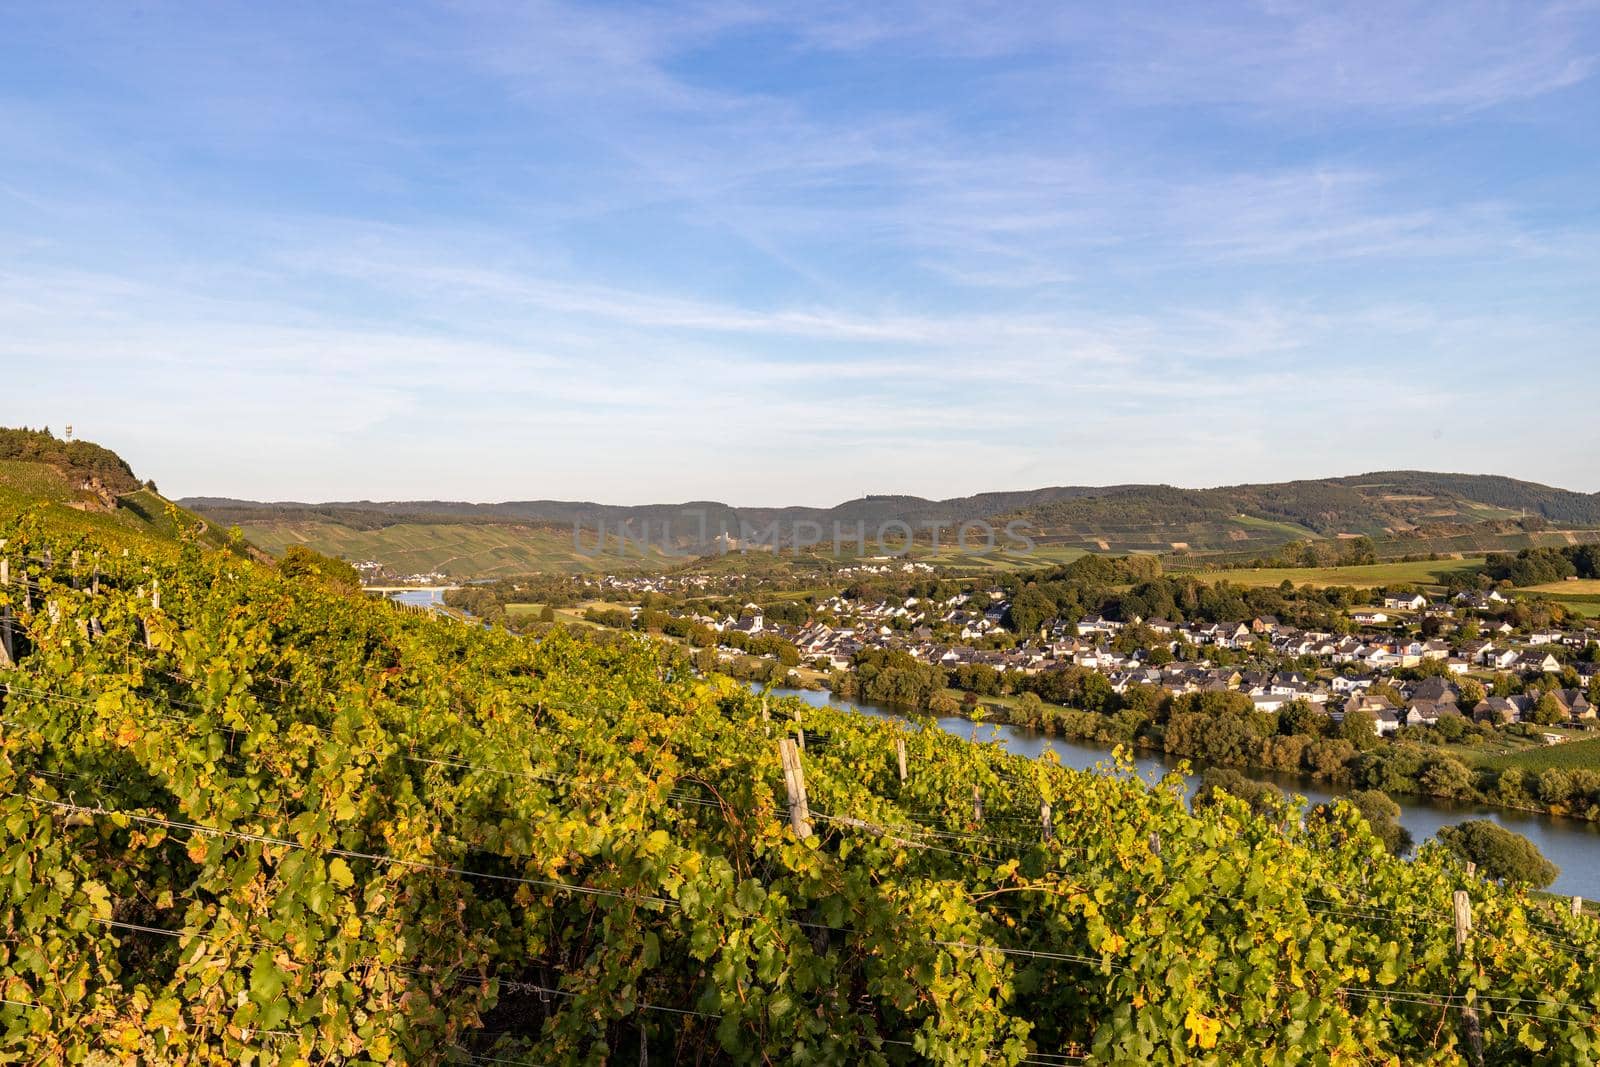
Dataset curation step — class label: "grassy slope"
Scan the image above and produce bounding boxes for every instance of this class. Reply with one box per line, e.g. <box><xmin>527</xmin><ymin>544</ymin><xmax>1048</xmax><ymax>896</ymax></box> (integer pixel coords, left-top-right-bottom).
<box><xmin>0</xmin><ymin>459</ymin><xmax>230</xmax><ymax>552</ymax></box>
<box><xmin>1171</xmin><ymin>557</ymin><xmax>1487</xmax><ymax>589</ymax></box>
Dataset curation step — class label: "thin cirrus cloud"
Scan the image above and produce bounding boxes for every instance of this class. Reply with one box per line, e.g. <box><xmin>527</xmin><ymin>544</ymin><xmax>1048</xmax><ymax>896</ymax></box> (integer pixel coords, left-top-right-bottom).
<box><xmin>1</xmin><ymin>0</ymin><xmax>1598</xmax><ymax>501</ymax></box>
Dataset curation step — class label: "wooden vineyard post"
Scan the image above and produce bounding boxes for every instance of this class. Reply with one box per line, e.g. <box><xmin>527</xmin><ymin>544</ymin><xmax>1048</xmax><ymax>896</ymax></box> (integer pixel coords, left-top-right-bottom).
<box><xmin>0</xmin><ymin>546</ymin><xmax>10</xmax><ymax>666</ymax></box>
<box><xmin>70</xmin><ymin>551</ymin><xmax>80</xmax><ymax>588</ymax></box>
<box><xmin>972</xmin><ymin>786</ymin><xmax>983</xmax><ymax>825</ymax></box>
<box><xmin>1149</xmin><ymin>832</ymin><xmax>1162</xmax><ymax>858</ymax></box>
<box><xmin>778</xmin><ymin>738</ymin><xmax>812</xmax><ymax>839</ymax></box>
<box><xmin>91</xmin><ymin>553</ymin><xmax>100</xmax><ymax>597</ymax></box>
<box><xmin>1573</xmin><ymin>896</ymin><xmax>1584</xmax><ymax>917</ymax></box>
<box><xmin>1040</xmin><ymin>803</ymin><xmax>1052</xmax><ymax>842</ymax></box>
<box><xmin>896</xmin><ymin>737</ymin><xmax>908</xmax><ymax>783</ymax></box>
<box><xmin>1453</xmin><ymin>890</ymin><xmax>1484</xmax><ymax>1066</ymax></box>
<box><xmin>151</xmin><ymin>578</ymin><xmax>160</xmax><ymax>612</ymax></box>
<box><xmin>1464</xmin><ymin>861</ymin><xmax>1476</xmax><ymax>879</ymax></box>
<box><xmin>1452</xmin><ymin>890</ymin><xmax>1471</xmax><ymax>948</ymax></box>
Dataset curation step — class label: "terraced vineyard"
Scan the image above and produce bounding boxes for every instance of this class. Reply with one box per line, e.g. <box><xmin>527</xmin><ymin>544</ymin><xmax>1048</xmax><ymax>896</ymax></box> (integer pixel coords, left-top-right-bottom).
<box><xmin>2</xmin><ymin>517</ymin><xmax>1598</xmax><ymax>1063</ymax></box>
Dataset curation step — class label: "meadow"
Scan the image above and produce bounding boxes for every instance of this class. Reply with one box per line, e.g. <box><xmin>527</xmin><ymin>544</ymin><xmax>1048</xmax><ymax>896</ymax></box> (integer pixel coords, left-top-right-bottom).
<box><xmin>1172</xmin><ymin>557</ymin><xmax>1486</xmax><ymax>590</ymax></box>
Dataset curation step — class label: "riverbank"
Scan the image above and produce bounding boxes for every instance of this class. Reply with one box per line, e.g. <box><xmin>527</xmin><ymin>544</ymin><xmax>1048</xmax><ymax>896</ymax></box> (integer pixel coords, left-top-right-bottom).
<box><xmin>822</xmin><ymin>672</ymin><xmax>1600</xmax><ymax>825</ymax></box>
<box><xmin>967</xmin><ymin>693</ymin><xmax>1598</xmax><ymax>821</ymax></box>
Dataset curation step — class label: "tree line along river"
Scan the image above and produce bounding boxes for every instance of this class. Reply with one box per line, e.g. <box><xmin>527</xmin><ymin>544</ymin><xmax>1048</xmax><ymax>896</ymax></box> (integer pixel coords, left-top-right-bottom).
<box><xmin>760</xmin><ymin>685</ymin><xmax>1600</xmax><ymax>900</ymax></box>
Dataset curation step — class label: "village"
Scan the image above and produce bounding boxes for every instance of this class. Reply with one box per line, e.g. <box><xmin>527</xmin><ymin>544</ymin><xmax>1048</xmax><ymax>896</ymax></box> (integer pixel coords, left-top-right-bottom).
<box><xmin>625</xmin><ymin>579</ymin><xmax>1600</xmax><ymax>738</ymax></box>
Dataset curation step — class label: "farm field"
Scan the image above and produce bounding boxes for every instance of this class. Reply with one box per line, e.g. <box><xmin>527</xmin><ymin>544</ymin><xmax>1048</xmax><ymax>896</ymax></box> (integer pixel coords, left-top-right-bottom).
<box><xmin>1519</xmin><ymin>579</ymin><xmax>1600</xmax><ymax>595</ymax></box>
<box><xmin>1172</xmin><ymin>557</ymin><xmax>1486</xmax><ymax>589</ymax></box>
<box><xmin>1509</xmin><ymin>580</ymin><xmax>1600</xmax><ymax>618</ymax></box>
<box><xmin>1481</xmin><ymin>736</ymin><xmax>1600</xmax><ymax>773</ymax></box>
<box><xmin>506</xmin><ymin>602</ymin><xmax>605</xmax><ymax>628</ymax></box>
<box><xmin>917</xmin><ymin>543</ymin><xmax>1091</xmax><ymax>569</ymax></box>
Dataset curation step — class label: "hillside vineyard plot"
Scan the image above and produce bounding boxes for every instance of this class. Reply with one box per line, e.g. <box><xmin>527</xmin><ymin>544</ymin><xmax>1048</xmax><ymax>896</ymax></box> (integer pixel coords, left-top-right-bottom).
<box><xmin>1</xmin><ymin>520</ymin><xmax>1598</xmax><ymax>1063</ymax></box>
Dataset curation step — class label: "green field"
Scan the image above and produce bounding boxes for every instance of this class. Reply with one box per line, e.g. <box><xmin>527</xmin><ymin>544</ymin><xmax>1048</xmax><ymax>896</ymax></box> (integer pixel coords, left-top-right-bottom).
<box><xmin>1481</xmin><ymin>736</ymin><xmax>1600</xmax><ymax>772</ymax></box>
<box><xmin>1172</xmin><ymin>557</ymin><xmax>1486</xmax><ymax>590</ymax></box>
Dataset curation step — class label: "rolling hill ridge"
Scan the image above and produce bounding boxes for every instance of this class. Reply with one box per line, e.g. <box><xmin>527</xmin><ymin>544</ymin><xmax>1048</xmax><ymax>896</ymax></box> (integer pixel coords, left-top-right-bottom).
<box><xmin>182</xmin><ymin>471</ymin><xmax>1600</xmax><ymax>576</ymax></box>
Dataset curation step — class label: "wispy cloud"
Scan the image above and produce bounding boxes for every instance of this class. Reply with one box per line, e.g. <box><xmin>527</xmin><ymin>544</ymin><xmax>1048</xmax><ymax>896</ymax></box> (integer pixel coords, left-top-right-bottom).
<box><xmin>2</xmin><ymin>1</ymin><xmax>1598</xmax><ymax>500</ymax></box>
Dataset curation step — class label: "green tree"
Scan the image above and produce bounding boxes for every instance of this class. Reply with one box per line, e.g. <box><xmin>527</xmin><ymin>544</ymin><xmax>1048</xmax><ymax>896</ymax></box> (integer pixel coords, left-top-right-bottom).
<box><xmin>1491</xmin><ymin>768</ymin><xmax>1529</xmax><ymax>807</ymax></box>
<box><xmin>1193</xmin><ymin>768</ymin><xmax>1284</xmax><ymax>817</ymax></box>
<box><xmin>1530</xmin><ymin>693</ymin><xmax>1568</xmax><ymax>726</ymax></box>
<box><xmin>1419</xmin><ymin>757</ymin><xmax>1475</xmax><ymax>799</ymax></box>
<box><xmin>1012</xmin><ymin>691</ymin><xmax>1045</xmax><ymax>727</ymax></box>
<box><xmin>1277</xmin><ymin>699</ymin><xmax>1322</xmax><ymax>738</ymax></box>
<box><xmin>1343</xmin><ymin>790</ymin><xmax>1412</xmax><ymax>856</ymax></box>
<box><xmin>278</xmin><ymin>545</ymin><xmax>362</xmax><ymax>592</ymax></box>
<box><xmin>1536</xmin><ymin>769</ymin><xmax>1573</xmax><ymax>807</ymax></box>
<box><xmin>1436</xmin><ymin>821</ymin><xmax>1559</xmax><ymax>888</ymax></box>
<box><xmin>1341</xmin><ymin>536</ymin><xmax>1377</xmax><ymax>566</ymax></box>
<box><xmin>1007</xmin><ymin>584</ymin><xmax>1054</xmax><ymax>635</ymax></box>
<box><xmin>1337</xmin><ymin>708</ymin><xmax>1379</xmax><ymax>751</ymax></box>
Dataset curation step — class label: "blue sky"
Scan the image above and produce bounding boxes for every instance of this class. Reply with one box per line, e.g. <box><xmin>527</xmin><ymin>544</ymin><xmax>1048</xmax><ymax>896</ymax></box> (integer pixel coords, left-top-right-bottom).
<box><xmin>3</xmin><ymin>1</ymin><xmax>1598</xmax><ymax>503</ymax></box>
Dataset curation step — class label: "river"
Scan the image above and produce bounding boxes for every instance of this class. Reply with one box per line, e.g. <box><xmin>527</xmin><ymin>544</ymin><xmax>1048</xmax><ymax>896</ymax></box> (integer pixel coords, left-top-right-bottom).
<box><xmin>761</xmin><ymin>686</ymin><xmax>1600</xmax><ymax>899</ymax></box>
<box><xmin>385</xmin><ymin>588</ymin><xmax>449</xmax><ymax>610</ymax></box>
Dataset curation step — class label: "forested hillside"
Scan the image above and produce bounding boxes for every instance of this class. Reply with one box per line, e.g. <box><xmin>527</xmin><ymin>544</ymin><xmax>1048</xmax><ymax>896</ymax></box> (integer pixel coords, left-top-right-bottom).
<box><xmin>2</xmin><ymin>512</ymin><xmax>1598</xmax><ymax>1063</ymax></box>
<box><xmin>0</xmin><ymin>426</ymin><xmax>141</xmax><ymax>495</ymax></box>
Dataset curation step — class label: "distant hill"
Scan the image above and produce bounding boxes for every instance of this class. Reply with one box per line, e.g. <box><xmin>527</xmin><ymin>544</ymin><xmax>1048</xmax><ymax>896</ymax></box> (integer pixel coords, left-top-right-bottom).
<box><xmin>185</xmin><ymin>471</ymin><xmax>1600</xmax><ymax>577</ymax></box>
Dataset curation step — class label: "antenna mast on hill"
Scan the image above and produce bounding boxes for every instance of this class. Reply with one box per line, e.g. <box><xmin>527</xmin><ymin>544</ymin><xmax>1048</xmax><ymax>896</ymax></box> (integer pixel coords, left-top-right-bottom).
<box><xmin>64</xmin><ymin>425</ymin><xmax>73</xmax><ymax>441</ymax></box>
